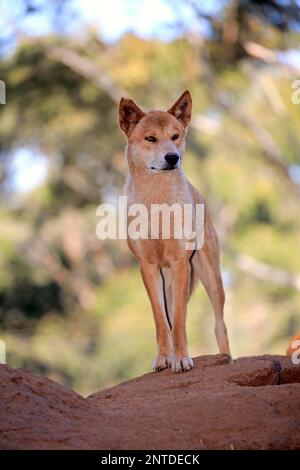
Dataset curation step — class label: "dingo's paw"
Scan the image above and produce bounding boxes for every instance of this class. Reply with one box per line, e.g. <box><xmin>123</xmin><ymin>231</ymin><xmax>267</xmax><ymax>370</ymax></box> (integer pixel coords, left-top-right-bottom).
<box><xmin>171</xmin><ymin>356</ymin><xmax>194</xmax><ymax>373</ymax></box>
<box><xmin>152</xmin><ymin>355</ymin><xmax>171</xmax><ymax>372</ymax></box>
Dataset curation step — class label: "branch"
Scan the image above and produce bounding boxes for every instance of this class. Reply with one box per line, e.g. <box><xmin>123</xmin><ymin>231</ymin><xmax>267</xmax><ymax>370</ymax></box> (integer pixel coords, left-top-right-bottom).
<box><xmin>46</xmin><ymin>46</ymin><xmax>125</xmax><ymax>103</ymax></box>
<box><xmin>191</xmin><ymin>113</ymin><xmax>220</xmax><ymax>134</ymax></box>
<box><xmin>242</xmin><ymin>41</ymin><xmax>277</xmax><ymax>64</ymax></box>
<box><xmin>235</xmin><ymin>253</ymin><xmax>300</xmax><ymax>291</ymax></box>
<box><xmin>243</xmin><ymin>41</ymin><xmax>300</xmax><ymax>73</ymax></box>
<box><xmin>216</xmin><ymin>94</ymin><xmax>300</xmax><ymax>197</ymax></box>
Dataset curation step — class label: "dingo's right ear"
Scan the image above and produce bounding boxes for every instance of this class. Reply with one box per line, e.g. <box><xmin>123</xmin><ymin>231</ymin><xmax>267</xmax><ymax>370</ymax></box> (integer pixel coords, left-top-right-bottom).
<box><xmin>119</xmin><ymin>98</ymin><xmax>145</xmax><ymax>136</ymax></box>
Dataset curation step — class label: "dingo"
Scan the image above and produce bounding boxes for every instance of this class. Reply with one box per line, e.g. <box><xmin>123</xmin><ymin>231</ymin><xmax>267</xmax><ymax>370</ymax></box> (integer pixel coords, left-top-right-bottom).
<box><xmin>119</xmin><ymin>90</ymin><xmax>231</xmax><ymax>373</ymax></box>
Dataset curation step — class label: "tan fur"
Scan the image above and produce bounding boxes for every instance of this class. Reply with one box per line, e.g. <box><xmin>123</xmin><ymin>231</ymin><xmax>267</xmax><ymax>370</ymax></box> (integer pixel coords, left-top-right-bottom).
<box><xmin>119</xmin><ymin>90</ymin><xmax>231</xmax><ymax>373</ymax></box>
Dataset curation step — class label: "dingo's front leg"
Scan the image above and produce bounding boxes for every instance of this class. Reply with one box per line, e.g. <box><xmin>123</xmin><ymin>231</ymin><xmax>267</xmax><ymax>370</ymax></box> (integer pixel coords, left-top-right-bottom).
<box><xmin>170</xmin><ymin>258</ymin><xmax>194</xmax><ymax>373</ymax></box>
<box><xmin>140</xmin><ymin>263</ymin><xmax>172</xmax><ymax>371</ymax></box>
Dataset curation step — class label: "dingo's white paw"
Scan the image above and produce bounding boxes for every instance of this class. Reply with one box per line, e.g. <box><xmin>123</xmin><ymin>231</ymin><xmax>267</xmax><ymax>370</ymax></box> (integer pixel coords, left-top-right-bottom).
<box><xmin>171</xmin><ymin>356</ymin><xmax>194</xmax><ymax>373</ymax></box>
<box><xmin>152</xmin><ymin>355</ymin><xmax>171</xmax><ymax>371</ymax></box>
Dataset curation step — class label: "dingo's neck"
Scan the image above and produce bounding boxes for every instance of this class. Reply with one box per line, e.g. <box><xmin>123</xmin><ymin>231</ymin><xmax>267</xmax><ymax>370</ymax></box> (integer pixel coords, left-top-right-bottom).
<box><xmin>126</xmin><ymin>167</ymin><xmax>190</xmax><ymax>205</ymax></box>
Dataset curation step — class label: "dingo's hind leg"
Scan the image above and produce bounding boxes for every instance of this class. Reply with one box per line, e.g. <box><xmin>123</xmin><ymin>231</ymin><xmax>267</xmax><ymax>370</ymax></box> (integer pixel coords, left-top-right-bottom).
<box><xmin>192</xmin><ymin>249</ymin><xmax>231</xmax><ymax>359</ymax></box>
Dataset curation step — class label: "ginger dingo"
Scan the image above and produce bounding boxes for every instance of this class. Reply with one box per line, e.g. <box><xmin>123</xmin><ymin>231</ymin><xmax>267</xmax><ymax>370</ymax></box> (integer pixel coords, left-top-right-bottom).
<box><xmin>119</xmin><ymin>90</ymin><xmax>231</xmax><ymax>373</ymax></box>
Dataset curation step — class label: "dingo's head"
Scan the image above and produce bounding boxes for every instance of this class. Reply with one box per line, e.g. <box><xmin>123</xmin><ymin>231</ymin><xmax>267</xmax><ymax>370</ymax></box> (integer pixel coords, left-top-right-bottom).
<box><xmin>119</xmin><ymin>91</ymin><xmax>192</xmax><ymax>174</ymax></box>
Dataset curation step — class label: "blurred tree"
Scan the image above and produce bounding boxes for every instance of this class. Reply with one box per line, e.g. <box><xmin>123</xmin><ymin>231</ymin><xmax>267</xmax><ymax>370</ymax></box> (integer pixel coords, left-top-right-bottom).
<box><xmin>187</xmin><ymin>0</ymin><xmax>300</xmax><ymax>65</ymax></box>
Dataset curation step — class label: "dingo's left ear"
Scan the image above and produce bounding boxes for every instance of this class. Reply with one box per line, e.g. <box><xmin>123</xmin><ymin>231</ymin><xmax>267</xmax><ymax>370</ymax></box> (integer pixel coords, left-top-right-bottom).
<box><xmin>119</xmin><ymin>97</ymin><xmax>145</xmax><ymax>136</ymax></box>
<box><xmin>167</xmin><ymin>90</ymin><xmax>192</xmax><ymax>128</ymax></box>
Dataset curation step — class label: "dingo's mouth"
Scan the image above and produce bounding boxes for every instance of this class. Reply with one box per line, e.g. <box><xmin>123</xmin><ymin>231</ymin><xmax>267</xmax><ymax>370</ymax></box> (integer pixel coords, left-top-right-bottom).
<box><xmin>150</xmin><ymin>166</ymin><xmax>178</xmax><ymax>172</ymax></box>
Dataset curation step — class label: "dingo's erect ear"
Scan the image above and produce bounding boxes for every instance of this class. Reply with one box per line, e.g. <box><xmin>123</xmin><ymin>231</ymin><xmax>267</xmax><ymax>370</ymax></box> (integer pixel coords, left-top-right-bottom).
<box><xmin>167</xmin><ymin>90</ymin><xmax>192</xmax><ymax>128</ymax></box>
<box><xmin>119</xmin><ymin>97</ymin><xmax>145</xmax><ymax>136</ymax></box>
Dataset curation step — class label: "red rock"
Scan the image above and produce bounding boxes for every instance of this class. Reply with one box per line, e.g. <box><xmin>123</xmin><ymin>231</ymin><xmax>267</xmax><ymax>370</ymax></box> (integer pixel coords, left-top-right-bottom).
<box><xmin>0</xmin><ymin>354</ymin><xmax>299</xmax><ymax>449</ymax></box>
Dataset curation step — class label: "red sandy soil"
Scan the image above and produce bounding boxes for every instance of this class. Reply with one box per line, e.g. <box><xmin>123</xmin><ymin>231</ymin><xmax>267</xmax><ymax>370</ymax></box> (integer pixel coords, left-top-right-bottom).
<box><xmin>0</xmin><ymin>354</ymin><xmax>300</xmax><ymax>450</ymax></box>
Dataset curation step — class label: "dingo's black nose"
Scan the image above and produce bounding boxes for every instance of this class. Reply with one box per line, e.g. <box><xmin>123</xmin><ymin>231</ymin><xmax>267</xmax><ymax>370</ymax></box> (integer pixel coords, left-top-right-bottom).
<box><xmin>165</xmin><ymin>153</ymin><xmax>179</xmax><ymax>166</ymax></box>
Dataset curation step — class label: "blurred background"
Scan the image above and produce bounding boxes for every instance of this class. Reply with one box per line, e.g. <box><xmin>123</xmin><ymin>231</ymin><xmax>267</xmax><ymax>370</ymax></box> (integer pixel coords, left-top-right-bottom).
<box><xmin>0</xmin><ymin>0</ymin><xmax>300</xmax><ymax>396</ymax></box>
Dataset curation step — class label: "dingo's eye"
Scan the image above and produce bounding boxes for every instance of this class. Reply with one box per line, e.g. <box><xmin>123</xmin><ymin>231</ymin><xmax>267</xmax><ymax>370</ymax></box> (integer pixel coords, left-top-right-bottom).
<box><xmin>171</xmin><ymin>134</ymin><xmax>179</xmax><ymax>141</ymax></box>
<box><xmin>145</xmin><ymin>136</ymin><xmax>157</xmax><ymax>143</ymax></box>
